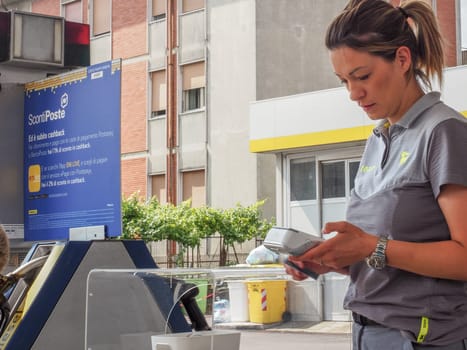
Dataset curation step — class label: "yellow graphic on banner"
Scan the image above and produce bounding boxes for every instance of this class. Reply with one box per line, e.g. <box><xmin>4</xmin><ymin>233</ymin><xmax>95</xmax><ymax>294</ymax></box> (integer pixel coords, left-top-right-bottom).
<box><xmin>28</xmin><ymin>164</ymin><xmax>41</xmax><ymax>192</ymax></box>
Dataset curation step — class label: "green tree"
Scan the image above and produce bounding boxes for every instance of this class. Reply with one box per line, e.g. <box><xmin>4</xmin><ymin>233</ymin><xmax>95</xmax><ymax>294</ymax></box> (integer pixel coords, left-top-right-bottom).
<box><xmin>121</xmin><ymin>194</ymin><xmax>274</xmax><ymax>266</ymax></box>
<box><xmin>217</xmin><ymin>200</ymin><xmax>274</xmax><ymax>265</ymax></box>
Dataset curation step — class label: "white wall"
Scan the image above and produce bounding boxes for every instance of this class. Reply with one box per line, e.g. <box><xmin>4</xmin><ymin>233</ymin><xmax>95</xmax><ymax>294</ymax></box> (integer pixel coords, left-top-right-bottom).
<box><xmin>207</xmin><ymin>0</ymin><xmax>258</xmax><ymax>208</ymax></box>
<box><xmin>250</xmin><ymin>65</ymin><xmax>467</xmax><ymax>152</ymax></box>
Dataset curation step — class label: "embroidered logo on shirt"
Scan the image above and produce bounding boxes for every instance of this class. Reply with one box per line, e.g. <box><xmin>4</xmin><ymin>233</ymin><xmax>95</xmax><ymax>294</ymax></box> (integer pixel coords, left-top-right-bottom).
<box><xmin>399</xmin><ymin>151</ymin><xmax>410</xmax><ymax>165</ymax></box>
<box><xmin>360</xmin><ymin>165</ymin><xmax>376</xmax><ymax>173</ymax></box>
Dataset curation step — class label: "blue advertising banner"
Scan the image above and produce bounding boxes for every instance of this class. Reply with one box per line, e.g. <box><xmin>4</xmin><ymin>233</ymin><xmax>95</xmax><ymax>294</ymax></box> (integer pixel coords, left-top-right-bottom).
<box><xmin>24</xmin><ymin>60</ymin><xmax>121</xmax><ymax>241</ymax></box>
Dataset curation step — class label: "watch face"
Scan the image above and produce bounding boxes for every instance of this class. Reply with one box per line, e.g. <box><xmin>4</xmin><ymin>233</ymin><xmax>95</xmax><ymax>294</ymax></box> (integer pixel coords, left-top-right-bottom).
<box><xmin>368</xmin><ymin>256</ymin><xmax>385</xmax><ymax>270</ymax></box>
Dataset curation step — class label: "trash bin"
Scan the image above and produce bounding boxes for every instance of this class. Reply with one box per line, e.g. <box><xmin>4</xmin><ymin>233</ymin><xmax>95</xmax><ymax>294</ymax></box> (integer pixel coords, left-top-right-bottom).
<box><xmin>246</xmin><ymin>280</ymin><xmax>287</xmax><ymax>324</ymax></box>
<box><xmin>185</xmin><ymin>278</ymin><xmax>210</xmax><ymax>314</ymax></box>
<box><xmin>227</xmin><ymin>280</ymin><xmax>249</xmax><ymax>322</ymax></box>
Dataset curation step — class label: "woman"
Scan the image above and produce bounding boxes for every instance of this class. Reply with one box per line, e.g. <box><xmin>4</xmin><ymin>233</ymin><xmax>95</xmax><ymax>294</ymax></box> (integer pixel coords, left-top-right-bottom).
<box><xmin>286</xmin><ymin>0</ymin><xmax>467</xmax><ymax>349</ymax></box>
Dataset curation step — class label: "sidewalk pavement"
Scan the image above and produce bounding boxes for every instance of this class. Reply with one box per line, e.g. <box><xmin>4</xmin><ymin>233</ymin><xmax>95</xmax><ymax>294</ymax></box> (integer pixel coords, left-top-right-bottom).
<box><xmin>216</xmin><ymin>321</ymin><xmax>352</xmax><ymax>334</ymax></box>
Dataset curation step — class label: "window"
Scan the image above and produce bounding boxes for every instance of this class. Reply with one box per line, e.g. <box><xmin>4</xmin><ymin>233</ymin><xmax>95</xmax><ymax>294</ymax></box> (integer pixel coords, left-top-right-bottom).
<box><xmin>92</xmin><ymin>0</ymin><xmax>110</xmax><ymax>36</ymax></box>
<box><xmin>152</xmin><ymin>0</ymin><xmax>166</xmax><ymax>21</ymax></box>
<box><xmin>182</xmin><ymin>170</ymin><xmax>205</xmax><ymax>207</ymax></box>
<box><xmin>62</xmin><ymin>0</ymin><xmax>82</xmax><ymax>23</ymax></box>
<box><xmin>182</xmin><ymin>62</ymin><xmax>205</xmax><ymax>112</ymax></box>
<box><xmin>349</xmin><ymin>160</ymin><xmax>360</xmax><ymax>192</ymax></box>
<box><xmin>289</xmin><ymin>156</ymin><xmax>361</xmax><ymax>202</ymax></box>
<box><xmin>290</xmin><ymin>158</ymin><xmax>316</xmax><ymax>201</ymax></box>
<box><xmin>182</xmin><ymin>0</ymin><xmax>204</xmax><ymax>13</ymax></box>
<box><xmin>151</xmin><ymin>174</ymin><xmax>166</xmax><ymax>204</ymax></box>
<box><xmin>321</xmin><ymin>161</ymin><xmax>345</xmax><ymax>199</ymax></box>
<box><xmin>151</xmin><ymin>70</ymin><xmax>166</xmax><ymax>118</ymax></box>
<box><xmin>183</xmin><ymin>87</ymin><xmax>205</xmax><ymax>112</ymax></box>
<box><xmin>321</xmin><ymin>159</ymin><xmax>360</xmax><ymax>199</ymax></box>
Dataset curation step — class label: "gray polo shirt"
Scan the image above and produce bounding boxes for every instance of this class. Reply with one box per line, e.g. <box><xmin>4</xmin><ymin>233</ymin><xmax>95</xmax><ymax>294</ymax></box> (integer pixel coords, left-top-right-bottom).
<box><xmin>344</xmin><ymin>92</ymin><xmax>467</xmax><ymax>346</ymax></box>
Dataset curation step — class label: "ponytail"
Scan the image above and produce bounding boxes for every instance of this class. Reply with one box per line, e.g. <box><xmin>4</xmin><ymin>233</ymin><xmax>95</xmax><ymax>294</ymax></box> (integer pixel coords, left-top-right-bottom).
<box><xmin>325</xmin><ymin>0</ymin><xmax>445</xmax><ymax>90</ymax></box>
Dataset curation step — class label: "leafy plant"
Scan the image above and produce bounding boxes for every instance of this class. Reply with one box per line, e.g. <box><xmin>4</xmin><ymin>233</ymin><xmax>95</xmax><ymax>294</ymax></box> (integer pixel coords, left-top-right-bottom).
<box><xmin>121</xmin><ymin>194</ymin><xmax>275</xmax><ymax>266</ymax></box>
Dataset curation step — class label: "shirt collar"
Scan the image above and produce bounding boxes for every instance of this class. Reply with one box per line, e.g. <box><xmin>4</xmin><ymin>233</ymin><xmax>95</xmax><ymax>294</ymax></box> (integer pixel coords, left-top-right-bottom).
<box><xmin>373</xmin><ymin>92</ymin><xmax>441</xmax><ymax>136</ymax></box>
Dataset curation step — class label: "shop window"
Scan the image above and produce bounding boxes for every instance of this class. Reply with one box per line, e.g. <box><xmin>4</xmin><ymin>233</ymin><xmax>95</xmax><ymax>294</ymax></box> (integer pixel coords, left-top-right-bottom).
<box><xmin>290</xmin><ymin>158</ymin><xmax>316</xmax><ymax>201</ymax></box>
<box><xmin>321</xmin><ymin>161</ymin><xmax>345</xmax><ymax>199</ymax></box>
<box><xmin>349</xmin><ymin>160</ymin><xmax>360</xmax><ymax>191</ymax></box>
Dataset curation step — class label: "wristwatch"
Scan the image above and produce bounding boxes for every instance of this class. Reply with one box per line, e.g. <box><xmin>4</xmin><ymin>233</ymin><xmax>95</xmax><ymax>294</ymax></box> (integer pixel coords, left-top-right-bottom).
<box><xmin>365</xmin><ymin>235</ymin><xmax>388</xmax><ymax>270</ymax></box>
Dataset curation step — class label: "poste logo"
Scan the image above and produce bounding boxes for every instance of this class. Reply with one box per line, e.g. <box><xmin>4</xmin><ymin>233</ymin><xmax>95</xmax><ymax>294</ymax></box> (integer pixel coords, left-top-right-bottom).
<box><xmin>61</xmin><ymin>93</ymin><xmax>69</xmax><ymax>109</ymax></box>
<box><xmin>28</xmin><ymin>93</ymin><xmax>68</xmax><ymax>126</ymax></box>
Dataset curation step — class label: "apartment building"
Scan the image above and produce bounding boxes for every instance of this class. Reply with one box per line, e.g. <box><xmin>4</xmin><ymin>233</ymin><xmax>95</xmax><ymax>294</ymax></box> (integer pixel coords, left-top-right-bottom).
<box><xmin>1</xmin><ymin>0</ymin><xmax>350</xmax><ymax>262</ymax></box>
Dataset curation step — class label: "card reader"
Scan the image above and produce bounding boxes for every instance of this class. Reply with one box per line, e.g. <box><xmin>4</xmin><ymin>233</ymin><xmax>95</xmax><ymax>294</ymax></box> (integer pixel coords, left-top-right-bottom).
<box><xmin>264</xmin><ymin>227</ymin><xmax>323</xmax><ymax>280</ymax></box>
<box><xmin>263</xmin><ymin>227</ymin><xmax>323</xmax><ymax>256</ymax></box>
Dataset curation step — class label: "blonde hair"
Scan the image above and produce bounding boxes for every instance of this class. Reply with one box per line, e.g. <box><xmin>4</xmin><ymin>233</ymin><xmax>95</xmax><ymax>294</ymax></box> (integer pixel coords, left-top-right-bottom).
<box><xmin>325</xmin><ymin>0</ymin><xmax>444</xmax><ymax>90</ymax></box>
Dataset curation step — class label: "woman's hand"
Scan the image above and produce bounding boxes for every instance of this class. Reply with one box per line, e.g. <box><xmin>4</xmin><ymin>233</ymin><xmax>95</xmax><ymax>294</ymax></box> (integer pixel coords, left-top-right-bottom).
<box><xmin>307</xmin><ymin>221</ymin><xmax>376</xmax><ymax>269</ymax></box>
<box><xmin>284</xmin><ymin>221</ymin><xmax>376</xmax><ymax>279</ymax></box>
<box><xmin>284</xmin><ymin>258</ymin><xmax>338</xmax><ymax>281</ymax></box>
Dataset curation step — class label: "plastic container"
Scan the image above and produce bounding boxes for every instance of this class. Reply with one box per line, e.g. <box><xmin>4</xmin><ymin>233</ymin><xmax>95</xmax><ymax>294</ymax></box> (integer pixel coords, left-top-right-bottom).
<box><xmin>213</xmin><ymin>299</ymin><xmax>230</xmax><ymax>323</ymax></box>
<box><xmin>227</xmin><ymin>280</ymin><xmax>249</xmax><ymax>322</ymax></box>
<box><xmin>287</xmin><ymin>279</ymin><xmax>321</xmax><ymax>321</ymax></box>
<box><xmin>246</xmin><ymin>280</ymin><xmax>287</xmax><ymax>324</ymax></box>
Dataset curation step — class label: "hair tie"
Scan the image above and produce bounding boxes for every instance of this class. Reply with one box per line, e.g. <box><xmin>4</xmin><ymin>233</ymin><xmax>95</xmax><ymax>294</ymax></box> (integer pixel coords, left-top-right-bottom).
<box><xmin>398</xmin><ymin>6</ymin><xmax>409</xmax><ymax>19</ymax></box>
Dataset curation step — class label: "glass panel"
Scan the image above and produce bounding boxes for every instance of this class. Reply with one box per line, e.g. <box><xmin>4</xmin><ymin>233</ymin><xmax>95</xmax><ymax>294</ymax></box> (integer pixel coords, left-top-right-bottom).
<box><xmin>85</xmin><ymin>267</ymin><xmax>288</xmax><ymax>349</ymax></box>
<box><xmin>321</xmin><ymin>161</ymin><xmax>345</xmax><ymax>199</ymax></box>
<box><xmin>290</xmin><ymin>158</ymin><xmax>316</xmax><ymax>201</ymax></box>
<box><xmin>183</xmin><ymin>87</ymin><xmax>205</xmax><ymax>111</ymax></box>
<box><xmin>348</xmin><ymin>161</ymin><xmax>360</xmax><ymax>192</ymax></box>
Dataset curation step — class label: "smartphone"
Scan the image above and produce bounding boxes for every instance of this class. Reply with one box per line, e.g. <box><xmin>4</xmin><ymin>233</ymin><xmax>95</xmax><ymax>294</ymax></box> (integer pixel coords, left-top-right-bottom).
<box><xmin>283</xmin><ymin>258</ymin><xmax>319</xmax><ymax>280</ymax></box>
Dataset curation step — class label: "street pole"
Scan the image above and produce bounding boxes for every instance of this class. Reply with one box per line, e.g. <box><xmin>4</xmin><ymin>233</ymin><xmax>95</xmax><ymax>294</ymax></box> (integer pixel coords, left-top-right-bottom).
<box><xmin>166</xmin><ymin>0</ymin><xmax>178</xmax><ymax>267</ymax></box>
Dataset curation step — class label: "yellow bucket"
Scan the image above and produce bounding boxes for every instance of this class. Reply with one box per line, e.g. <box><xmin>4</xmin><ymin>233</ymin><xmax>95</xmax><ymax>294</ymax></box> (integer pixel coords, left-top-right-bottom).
<box><xmin>246</xmin><ymin>280</ymin><xmax>287</xmax><ymax>324</ymax></box>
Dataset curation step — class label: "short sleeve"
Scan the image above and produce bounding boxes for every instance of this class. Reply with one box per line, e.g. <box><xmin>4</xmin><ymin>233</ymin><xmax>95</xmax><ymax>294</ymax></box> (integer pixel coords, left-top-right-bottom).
<box><xmin>427</xmin><ymin>118</ymin><xmax>467</xmax><ymax>198</ymax></box>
